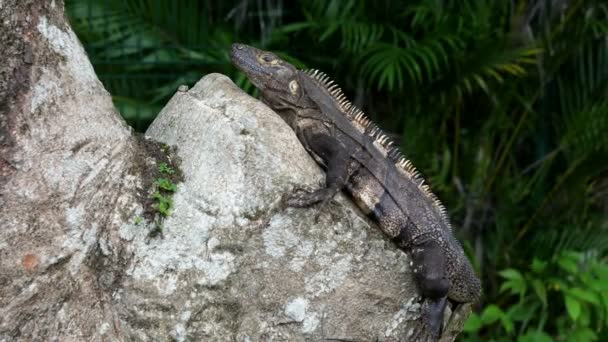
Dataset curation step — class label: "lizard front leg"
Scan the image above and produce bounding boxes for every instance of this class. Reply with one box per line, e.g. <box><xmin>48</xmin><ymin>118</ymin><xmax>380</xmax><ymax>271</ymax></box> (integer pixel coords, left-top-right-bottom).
<box><xmin>285</xmin><ymin>132</ymin><xmax>352</xmax><ymax>209</ymax></box>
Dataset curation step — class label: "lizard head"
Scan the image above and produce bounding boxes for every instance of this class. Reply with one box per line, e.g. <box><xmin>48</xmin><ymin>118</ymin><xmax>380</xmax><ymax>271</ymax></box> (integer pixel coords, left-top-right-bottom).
<box><xmin>230</xmin><ymin>43</ymin><xmax>303</xmax><ymax>108</ymax></box>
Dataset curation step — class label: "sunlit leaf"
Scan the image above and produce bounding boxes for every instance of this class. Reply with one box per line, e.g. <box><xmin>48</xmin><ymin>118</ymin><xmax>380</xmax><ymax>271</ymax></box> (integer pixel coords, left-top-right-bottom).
<box><xmin>481</xmin><ymin>305</ymin><xmax>504</xmax><ymax>325</ymax></box>
<box><xmin>463</xmin><ymin>313</ymin><xmax>482</xmax><ymax>332</ymax></box>
<box><xmin>564</xmin><ymin>294</ymin><xmax>582</xmax><ymax>321</ymax></box>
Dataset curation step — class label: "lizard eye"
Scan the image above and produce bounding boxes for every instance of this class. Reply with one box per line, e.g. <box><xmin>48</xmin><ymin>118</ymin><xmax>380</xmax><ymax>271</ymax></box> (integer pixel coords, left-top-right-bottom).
<box><xmin>262</xmin><ymin>55</ymin><xmax>274</xmax><ymax>63</ymax></box>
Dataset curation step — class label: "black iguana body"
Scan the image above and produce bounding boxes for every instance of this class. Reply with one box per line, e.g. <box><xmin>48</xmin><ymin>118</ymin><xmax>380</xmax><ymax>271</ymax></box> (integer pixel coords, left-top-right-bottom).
<box><xmin>230</xmin><ymin>43</ymin><xmax>481</xmax><ymax>339</ymax></box>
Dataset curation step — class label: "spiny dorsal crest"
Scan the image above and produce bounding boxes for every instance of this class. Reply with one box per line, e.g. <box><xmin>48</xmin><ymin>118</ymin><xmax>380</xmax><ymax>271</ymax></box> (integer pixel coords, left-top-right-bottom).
<box><xmin>302</xmin><ymin>68</ymin><xmax>452</xmax><ymax>229</ymax></box>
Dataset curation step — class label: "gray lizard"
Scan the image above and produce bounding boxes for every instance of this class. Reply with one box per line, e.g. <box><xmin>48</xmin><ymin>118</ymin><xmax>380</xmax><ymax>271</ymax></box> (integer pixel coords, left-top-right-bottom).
<box><xmin>230</xmin><ymin>43</ymin><xmax>481</xmax><ymax>340</ymax></box>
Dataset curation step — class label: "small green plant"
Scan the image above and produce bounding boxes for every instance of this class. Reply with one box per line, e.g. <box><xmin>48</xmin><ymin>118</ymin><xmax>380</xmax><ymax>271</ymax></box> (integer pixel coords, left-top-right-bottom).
<box><xmin>152</xmin><ymin>190</ymin><xmax>174</xmax><ymax>217</ymax></box>
<box><xmin>158</xmin><ymin>162</ymin><xmax>175</xmax><ymax>174</ymax></box>
<box><xmin>133</xmin><ymin>216</ymin><xmax>143</xmax><ymax>225</ymax></box>
<box><xmin>462</xmin><ymin>250</ymin><xmax>608</xmax><ymax>341</ymax></box>
<box><xmin>149</xmin><ymin>170</ymin><xmax>178</xmax><ymax>235</ymax></box>
<box><xmin>155</xmin><ymin>178</ymin><xmax>177</xmax><ymax>192</ymax></box>
<box><xmin>152</xmin><ymin>176</ymin><xmax>177</xmax><ymax>215</ymax></box>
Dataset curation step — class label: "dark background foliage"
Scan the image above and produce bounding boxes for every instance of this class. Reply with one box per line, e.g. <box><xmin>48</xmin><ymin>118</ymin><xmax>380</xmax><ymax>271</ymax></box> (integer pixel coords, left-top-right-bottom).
<box><xmin>65</xmin><ymin>0</ymin><xmax>608</xmax><ymax>340</ymax></box>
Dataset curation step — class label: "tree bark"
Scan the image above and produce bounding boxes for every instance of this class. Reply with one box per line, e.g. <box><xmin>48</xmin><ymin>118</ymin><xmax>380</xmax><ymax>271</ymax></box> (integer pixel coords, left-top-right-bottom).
<box><xmin>1</xmin><ymin>0</ymin><xmax>140</xmax><ymax>339</ymax></box>
<box><xmin>0</xmin><ymin>2</ymin><xmax>470</xmax><ymax>341</ymax></box>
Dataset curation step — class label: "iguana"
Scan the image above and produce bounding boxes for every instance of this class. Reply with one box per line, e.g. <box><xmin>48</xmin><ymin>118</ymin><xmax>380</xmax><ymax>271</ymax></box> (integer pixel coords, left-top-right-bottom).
<box><xmin>230</xmin><ymin>43</ymin><xmax>481</xmax><ymax>340</ymax></box>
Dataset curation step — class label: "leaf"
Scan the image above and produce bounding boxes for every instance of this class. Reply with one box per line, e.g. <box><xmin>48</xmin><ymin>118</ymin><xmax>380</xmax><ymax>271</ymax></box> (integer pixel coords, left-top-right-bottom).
<box><xmin>156</xmin><ymin>178</ymin><xmax>177</xmax><ymax>192</ymax></box>
<box><xmin>152</xmin><ymin>191</ymin><xmax>162</xmax><ymax>200</ymax></box>
<box><xmin>463</xmin><ymin>313</ymin><xmax>482</xmax><ymax>332</ymax></box>
<box><xmin>557</xmin><ymin>253</ymin><xmax>579</xmax><ymax>274</ymax></box>
<box><xmin>499</xmin><ymin>269</ymin><xmax>527</xmax><ymax>295</ymax></box>
<box><xmin>568</xmin><ymin>287</ymin><xmax>599</xmax><ymax>304</ymax></box>
<box><xmin>506</xmin><ymin>302</ymin><xmax>539</xmax><ymax>322</ymax></box>
<box><xmin>158</xmin><ymin>162</ymin><xmax>175</xmax><ymax>174</ymax></box>
<box><xmin>500</xmin><ymin>315</ymin><xmax>514</xmax><ymax>333</ymax></box>
<box><xmin>158</xmin><ymin>200</ymin><xmax>171</xmax><ymax>215</ymax></box>
<box><xmin>498</xmin><ymin>269</ymin><xmax>524</xmax><ymax>281</ymax></box>
<box><xmin>481</xmin><ymin>305</ymin><xmax>503</xmax><ymax>324</ymax></box>
<box><xmin>274</xmin><ymin>22</ymin><xmax>314</xmax><ymax>34</ymax></box>
<box><xmin>564</xmin><ymin>294</ymin><xmax>582</xmax><ymax>321</ymax></box>
<box><xmin>532</xmin><ymin>279</ymin><xmax>548</xmax><ymax>307</ymax></box>
<box><xmin>568</xmin><ymin>327</ymin><xmax>598</xmax><ymax>341</ymax></box>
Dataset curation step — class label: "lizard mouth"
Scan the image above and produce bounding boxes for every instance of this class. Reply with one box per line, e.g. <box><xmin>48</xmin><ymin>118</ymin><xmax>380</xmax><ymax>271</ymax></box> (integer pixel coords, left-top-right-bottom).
<box><xmin>229</xmin><ymin>44</ymin><xmax>249</xmax><ymax>71</ymax></box>
<box><xmin>230</xmin><ymin>44</ymin><xmax>267</xmax><ymax>81</ymax></box>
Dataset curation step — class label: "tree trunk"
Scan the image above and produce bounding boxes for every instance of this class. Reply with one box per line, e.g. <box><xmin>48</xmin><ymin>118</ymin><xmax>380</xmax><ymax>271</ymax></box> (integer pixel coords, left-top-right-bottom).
<box><xmin>0</xmin><ymin>2</ymin><xmax>470</xmax><ymax>341</ymax></box>
<box><xmin>1</xmin><ymin>0</ymin><xmax>142</xmax><ymax>339</ymax></box>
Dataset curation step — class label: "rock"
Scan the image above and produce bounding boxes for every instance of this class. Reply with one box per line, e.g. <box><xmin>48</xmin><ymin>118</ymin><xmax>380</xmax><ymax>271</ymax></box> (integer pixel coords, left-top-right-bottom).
<box><xmin>137</xmin><ymin>73</ymin><xmax>450</xmax><ymax>341</ymax></box>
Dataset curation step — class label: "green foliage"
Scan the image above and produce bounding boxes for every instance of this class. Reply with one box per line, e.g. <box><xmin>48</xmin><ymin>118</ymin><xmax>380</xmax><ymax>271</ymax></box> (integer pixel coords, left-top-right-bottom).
<box><xmin>150</xmin><ymin>176</ymin><xmax>176</xmax><ymax>236</ymax></box>
<box><xmin>157</xmin><ymin>162</ymin><xmax>175</xmax><ymax>174</ymax></box>
<box><xmin>65</xmin><ymin>0</ymin><xmax>608</xmax><ymax>340</ymax></box>
<box><xmin>152</xmin><ymin>175</ymin><xmax>177</xmax><ymax>218</ymax></box>
<box><xmin>148</xmin><ymin>160</ymin><xmax>180</xmax><ymax>235</ymax></box>
<box><xmin>152</xmin><ymin>190</ymin><xmax>173</xmax><ymax>217</ymax></box>
<box><xmin>155</xmin><ymin>178</ymin><xmax>177</xmax><ymax>192</ymax></box>
<box><xmin>66</xmin><ymin>0</ymin><xmax>241</xmax><ymax>130</ymax></box>
<box><xmin>462</xmin><ymin>251</ymin><xmax>608</xmax><ymax>341</ymax></box>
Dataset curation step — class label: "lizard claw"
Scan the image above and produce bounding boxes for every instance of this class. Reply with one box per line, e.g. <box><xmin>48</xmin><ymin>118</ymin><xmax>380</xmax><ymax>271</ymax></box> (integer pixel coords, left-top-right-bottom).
<box><xmin>313</xmin><ymin>188</ymin><xmax>341</xmax><ymax>223</ymax></box>
<box><xmin>290</xmin><ymin>183</ymin><xmax>319</xmax><ymax>194</ymax></box>
<box><xmin>282</xmin><ymin>184</ymin><xmax>340</xmax><ymax>223</ymax></box>
<box><xmin>313</xmin><ymin>210</ymin><xmax>323</xmax><ymax>224</ymax></box>
<box><xmin>283</xmin><ymin>188</ymin><xmax>325</xmax><ymax>208</ymax></box>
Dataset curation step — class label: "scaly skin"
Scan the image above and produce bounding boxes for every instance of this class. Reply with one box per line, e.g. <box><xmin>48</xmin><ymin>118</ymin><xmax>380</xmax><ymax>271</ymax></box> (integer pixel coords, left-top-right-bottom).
<box><xmin>230</xmin><ymin>43</ymin><xmax>481</xmax><ymax>340</ymax></box>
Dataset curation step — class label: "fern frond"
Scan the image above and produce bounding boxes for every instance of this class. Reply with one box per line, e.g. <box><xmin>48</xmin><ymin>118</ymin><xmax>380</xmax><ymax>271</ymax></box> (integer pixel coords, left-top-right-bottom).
<box><xmin>447</xmin><ymin>44</ymin><xmax>541</xmax><ymax>98</ymax></box>
<box><xmin>561</xmin><ymin>99</ymin><xmax>608</xmax><ymax>157</ymax></box>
